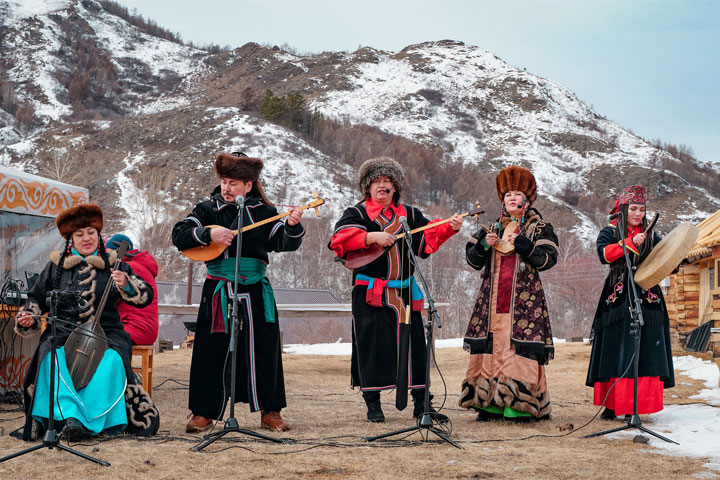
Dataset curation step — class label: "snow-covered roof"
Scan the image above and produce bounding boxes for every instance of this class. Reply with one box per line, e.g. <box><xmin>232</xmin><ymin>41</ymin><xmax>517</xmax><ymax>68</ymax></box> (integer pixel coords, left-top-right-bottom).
<box><xmin>686</xmin><ymin>209</ymin><xmax>720</xmax><ymax>261</ymax></box>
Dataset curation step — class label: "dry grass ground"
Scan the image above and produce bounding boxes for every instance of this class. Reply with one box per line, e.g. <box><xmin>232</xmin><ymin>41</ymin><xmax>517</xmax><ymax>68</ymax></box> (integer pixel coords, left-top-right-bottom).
<box><xmin>0</xmin><ymin>342</ymin><xmax>713</xmax><ymax>479</ymax></box>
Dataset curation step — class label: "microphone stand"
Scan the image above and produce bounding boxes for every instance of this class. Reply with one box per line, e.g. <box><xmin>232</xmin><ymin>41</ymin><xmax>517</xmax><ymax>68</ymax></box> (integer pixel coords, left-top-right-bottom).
<box><xmin>367</xmin><ymin>218</ymin><xmax>462</xmax><ymax>449</ymax></box>
<box><xmin>0</xmin><ymin>291</ymin><xmax>110</xmax><ymax>466</ymax></box>
<box><xmin>584</xmin><ymin>212</ymin><xmax>677</xmax><ymax>444</ymax></box>
<box><xmin>194</xmin><ymin>195</ymin><xmax>283</xmax><ymax>451</ymax></box>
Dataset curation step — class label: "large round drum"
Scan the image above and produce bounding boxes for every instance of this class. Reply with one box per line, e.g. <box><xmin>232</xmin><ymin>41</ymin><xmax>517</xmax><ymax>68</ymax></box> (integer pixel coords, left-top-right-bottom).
<box><xmin>635</xmin><ymin>222</ymin><xmax>699</xmax><ymax>290</ymax></box>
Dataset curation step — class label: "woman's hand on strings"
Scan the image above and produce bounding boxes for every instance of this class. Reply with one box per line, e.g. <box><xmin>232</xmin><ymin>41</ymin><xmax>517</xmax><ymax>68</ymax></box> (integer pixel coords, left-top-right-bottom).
<box><xmin>16</xmin><ymin>311</ymin><xmax>35</xmax><ymax>328</ymax></box>
<box><xmin>111</xmin><ymin>269</ymin><xmax>128</xmax><ymax>288</ymax></box>
<box><xmin>485</xmin><ymin>233</ymin><xmax>499</xmax><ymax>246</ymax></box>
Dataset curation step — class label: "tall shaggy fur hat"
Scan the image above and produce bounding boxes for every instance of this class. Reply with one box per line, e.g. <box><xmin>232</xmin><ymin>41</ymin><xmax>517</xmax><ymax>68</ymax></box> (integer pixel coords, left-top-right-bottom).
<box><xmin>496</xmin><ymin>166</ymin><xmax>537</xmax><ymax>204</ymax></box>
<box><xmin>56</xmin><ymin>203</ymin><xmax>103</xmax><ymax>239</ymax></box>
<box><xmin>215</xmin><ymin>152</ymin><xmax>263</xmax><ymax>182</ymax></box>
<box><xmin>215</xmin><ymin>152</ymin><xmax>272</xmax><ymax>205</ymax></box>
<box><xmin>358</xmin><ymin>157</ymin><xmax>405</xmax><ymax>200</ymax></box>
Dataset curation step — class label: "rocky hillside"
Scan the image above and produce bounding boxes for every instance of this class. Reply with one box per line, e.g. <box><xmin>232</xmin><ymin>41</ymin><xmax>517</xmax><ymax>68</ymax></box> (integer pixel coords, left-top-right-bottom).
<box><xmin>1</xmin><ymin>0</ymin><xmax>718</xmax><ymax>269</ymax></box>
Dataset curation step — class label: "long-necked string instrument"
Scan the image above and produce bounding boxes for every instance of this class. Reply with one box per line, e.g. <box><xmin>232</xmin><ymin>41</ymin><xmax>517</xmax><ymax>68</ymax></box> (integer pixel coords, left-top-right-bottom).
<box><xmin>182</xmin><ymin>191</ymin><xmax>325</xmax><ymax>262</ymax></box>
<box><xmin>64</xmin><ymin>240</ymin><xmax>130</xmax><ymax>390</ymax></box>
<box><xmin>339</xmin><ymin>207</ymin><xmax>484</xmax><ymax>270</ymax></box>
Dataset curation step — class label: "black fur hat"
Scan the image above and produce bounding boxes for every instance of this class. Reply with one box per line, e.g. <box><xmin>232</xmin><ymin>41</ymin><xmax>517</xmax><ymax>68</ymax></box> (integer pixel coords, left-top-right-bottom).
<box><xmin>215</xmin><ymin>152</ymin><xmax>263</xmax><ymax>181</ymax></box>
<box><xmin>215</xmin><ymin>152</ymin><xmax>272</xmax><ymax>205</ymax></box>
<box><xmin>358</xmin><ymin>157</ymin><xmax>405</xmax><ymax>200</ymax></box>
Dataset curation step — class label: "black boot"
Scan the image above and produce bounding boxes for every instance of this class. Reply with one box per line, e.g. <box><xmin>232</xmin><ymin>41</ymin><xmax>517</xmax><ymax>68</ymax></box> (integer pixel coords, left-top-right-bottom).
<box><xmin>475</xmin><ymin>409</ymin><xmax>501</xmax><ymax>422</ymax></box>
<box><xmin>61</xmin><ymin>417</ymin><xmax>91</xmax><ymax>441</ymax></box>
<box><xmin>600</xmin><ymin>408</ymin><xmax>616</xmax><ymax>420</ymax></box>
<box><xmin>412</xmin><ymin>391</ymin><xmax>449</xmax><ymax>424</ymax></box>
<box><xmin>363</xmin><ymin>392</ymin><xmax>385</xmax><ymax>423</ymax></box>
<box><xmin>366</xmin><ymin>401</ymin><xmax>385</xmax><ymax>423</ymax></box>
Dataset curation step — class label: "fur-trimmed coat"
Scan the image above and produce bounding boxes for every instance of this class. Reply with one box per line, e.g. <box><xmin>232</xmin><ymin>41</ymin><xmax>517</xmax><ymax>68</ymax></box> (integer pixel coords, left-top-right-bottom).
<box><xmin>14</xmin><ymin>250</ymin><xmax>159</xmax><ymax>440</ymax></box>
<box><xmin>463</xmin><ymin>208</ymin><xmax>558</xmax><ymax>365</ymax></box>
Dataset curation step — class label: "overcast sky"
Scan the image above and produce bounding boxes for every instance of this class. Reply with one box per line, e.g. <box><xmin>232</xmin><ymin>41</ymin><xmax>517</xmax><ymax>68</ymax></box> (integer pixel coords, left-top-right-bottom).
<box><xmin>117</xmin><ymin>0</ymin><xmax>720</xmax><ymax>165</ymax></box>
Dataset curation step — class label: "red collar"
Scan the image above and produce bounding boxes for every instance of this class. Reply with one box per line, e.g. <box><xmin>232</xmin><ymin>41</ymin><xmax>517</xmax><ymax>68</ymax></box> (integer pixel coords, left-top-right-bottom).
<box><xmin>610</xmin><ymin>220</ymin><xmax>643</xmax><ymax>236</ymax></box>
<box><xmin>364</xmin><ymin>197</ymin><xmax>407</xmax><ymax>221</ymax></box>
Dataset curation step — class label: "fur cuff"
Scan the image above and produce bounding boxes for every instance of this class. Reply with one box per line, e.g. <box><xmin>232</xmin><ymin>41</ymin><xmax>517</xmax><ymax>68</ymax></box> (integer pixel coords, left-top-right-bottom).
<box><xmin>118</xmin><ymin>273</ymin><xmax>151</xmax><ymax>306</ymax></box>
<box><xmin>14</xmin><ymin>303</ymin><xmax>42</xmax><ymax>338</ymax></box>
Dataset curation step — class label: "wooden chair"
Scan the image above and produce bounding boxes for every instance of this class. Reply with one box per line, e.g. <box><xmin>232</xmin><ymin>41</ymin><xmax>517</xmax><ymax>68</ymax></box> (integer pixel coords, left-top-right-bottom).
<box><xmin>131</xmin><ymin>345</ymin><xmax>154</xmax><ymax>397</ymax></box>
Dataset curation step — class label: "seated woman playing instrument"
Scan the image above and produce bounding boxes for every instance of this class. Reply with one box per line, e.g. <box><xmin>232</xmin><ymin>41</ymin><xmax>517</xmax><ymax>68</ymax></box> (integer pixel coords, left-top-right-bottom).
<box><xmin>14</xmin><ymin>204</ymin><xmax>159</xmax><ymax>441</ymax></box>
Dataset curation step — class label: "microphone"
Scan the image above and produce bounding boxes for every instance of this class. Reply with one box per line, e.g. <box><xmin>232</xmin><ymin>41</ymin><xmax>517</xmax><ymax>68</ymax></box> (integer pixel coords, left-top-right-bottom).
<box><xmin>235</xmin><ymin>195</ymin><xmax>245</xmax><ymax>207</ymax></box>
<box><xmin>384</xmin><ymin>188</ymin><xmax>391</xmax><ymax>194</ymax></box>
<box><xmin>609</xmin><ymin>211</ymin><xmax>622</xmax><ymax>221</ymax></box>
<box><xmin>398</xmin><ymin>215</ymin><xmax>411</xmax><ymax>235</ymax></box>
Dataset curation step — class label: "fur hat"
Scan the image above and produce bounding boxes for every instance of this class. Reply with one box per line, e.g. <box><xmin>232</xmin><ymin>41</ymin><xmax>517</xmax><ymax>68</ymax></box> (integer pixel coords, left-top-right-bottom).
<box><xmin>496</xmin><ymin>166</ymin><xmax>537</xmax><ymax>204</ymax></box>
<box><xmin>56</xmin><ymin>203</ymin><xmax>103</xmax><ymax>239</ymax></box>
<box><xmin>215</xmin><ymin>152</ymin><xmax>272</xmax><ymax>205</ymax></box>
<box><xmin>358</xmin><ymin>157</ymin><xmax>405</xmax><ymax>200</ymax></box>
<box><xmin>215</xmin><ymin>152</ymin><xmax>263</xmax><ymax>181</ymax></box>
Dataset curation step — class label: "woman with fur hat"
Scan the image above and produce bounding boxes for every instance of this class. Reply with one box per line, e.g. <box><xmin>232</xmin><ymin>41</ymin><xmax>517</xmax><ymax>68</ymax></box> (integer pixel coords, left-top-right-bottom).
<box><xmin>14</xmin><ymin>204</ymin><xmax>157</xmax><ymax>441</ymax></box>
<box><xmin>173</xmin><ymin>151</ymin><xmax>305</xmax><ymax>433</ymax></box>
<box><xmin>330</xmin><ymin>157</ymin><xmax>464</xmax><ymax>423</ymax></box>
<box><xmin>585</xmin><ymin>186</ymin><xmax>674</xmax><ymax>419</ymax></box>
<box><xmin>459</xmin><ymin>166</ymin><xmax>558</xmax><ymax>421</ymax></box>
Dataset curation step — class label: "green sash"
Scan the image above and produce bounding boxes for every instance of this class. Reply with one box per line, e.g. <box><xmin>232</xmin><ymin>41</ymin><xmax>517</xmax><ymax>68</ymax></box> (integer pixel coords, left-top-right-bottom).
<box><xmin>207</xmin><ymin>257</ymin><xmax>276</xmax><ymax>333</ymax></box>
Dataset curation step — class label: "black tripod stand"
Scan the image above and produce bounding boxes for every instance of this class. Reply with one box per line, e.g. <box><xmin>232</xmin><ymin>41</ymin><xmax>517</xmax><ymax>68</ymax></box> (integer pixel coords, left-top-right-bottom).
<box><xmin>194</xmin><ymin>196</ymin><xmax>283</xmax><ymax>451</ymax></box>
<box><xmin>584</xmin><ymin>211</ymin><xmax>678</xmax><ymax>444</ymax></box>
<box><xmin>366</xmin><ymin>218</ymin><xmax>462</xmax><ymax>449</ymax></box>
<box><xmin>0</xmin><ymin>291</ymin><xmax>110</xmax><ymax>466</ymax></box>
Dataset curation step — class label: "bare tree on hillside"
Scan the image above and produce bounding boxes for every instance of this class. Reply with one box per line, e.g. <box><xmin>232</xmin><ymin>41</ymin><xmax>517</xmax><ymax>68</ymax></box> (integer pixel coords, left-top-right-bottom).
<box><xmin>125</xmin><ymin>166</ymin><xmax>188</xmax><ymax>280</ymax></box>
<box><xmin>37</xmin><ymin>140</ymin><xmax>85</xmax><ymax>185</ymax></box>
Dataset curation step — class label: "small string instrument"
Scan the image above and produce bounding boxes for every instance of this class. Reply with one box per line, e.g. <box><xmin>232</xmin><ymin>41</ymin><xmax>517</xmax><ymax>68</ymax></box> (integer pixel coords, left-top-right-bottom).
<box><xmin>339</xmin><ymin>207</ymin><xmax>484</xmax><ymax>270</ymax></box>
<box><xmin>65</xmin><ymin>240</ymin><xmax>129</xmax><ymax>390</ymax></box>
<box><xmin>182</xmin><ymin>191</ymin><xmax>325</xmax><ymax>262</ymax></box>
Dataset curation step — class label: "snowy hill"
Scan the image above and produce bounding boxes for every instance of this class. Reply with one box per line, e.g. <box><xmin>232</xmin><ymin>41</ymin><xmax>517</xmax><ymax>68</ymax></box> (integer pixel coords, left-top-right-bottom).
<box><xmin>1</xmin><ymin>0</ymin><xmax>718</xmax><ymax>253</ymax></box>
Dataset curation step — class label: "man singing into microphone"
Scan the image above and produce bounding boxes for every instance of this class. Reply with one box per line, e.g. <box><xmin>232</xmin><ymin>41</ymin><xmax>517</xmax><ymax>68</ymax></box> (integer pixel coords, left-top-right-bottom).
<box><xmin>173</xmin><ymin>152</ymin><xmax>304</xmax><ymax>433</ymax></box>
<box><xmin>330</xmin><ymin>157</ymin><xmax>463</xmax><ymax>423</ymax></box>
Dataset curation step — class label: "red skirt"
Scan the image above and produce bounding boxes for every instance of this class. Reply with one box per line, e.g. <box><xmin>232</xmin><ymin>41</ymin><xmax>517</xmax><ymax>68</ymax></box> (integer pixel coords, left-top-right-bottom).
<box><xmin>593</xmin><ymin>377</ymin><xmax>663</xmax><ymax>415</ymax></box>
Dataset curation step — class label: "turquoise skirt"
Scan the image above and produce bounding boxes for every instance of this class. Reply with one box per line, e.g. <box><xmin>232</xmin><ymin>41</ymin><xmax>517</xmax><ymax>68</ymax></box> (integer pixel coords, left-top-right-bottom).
<box><xmin>32</xmin><ymin>346</ymin><xmax>128</xmax><ymax>435</ymax></box>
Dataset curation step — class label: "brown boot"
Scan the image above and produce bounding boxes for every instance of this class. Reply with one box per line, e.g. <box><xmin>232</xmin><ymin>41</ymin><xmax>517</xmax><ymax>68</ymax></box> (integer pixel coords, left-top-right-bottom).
<box><xmin>185</xmin><ymin>414</ymin><xmax>213</xmax><ymax>433</ymax></box>
<box><xmin>261</xmin><ymin>411</ymin><xmax>290</xmax><ymax>431</ymax></box>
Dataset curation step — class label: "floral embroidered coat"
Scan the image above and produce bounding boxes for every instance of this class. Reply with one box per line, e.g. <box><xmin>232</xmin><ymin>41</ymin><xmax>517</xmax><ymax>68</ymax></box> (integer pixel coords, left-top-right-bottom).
<box><xmin>463</xmin><ymin>209</ymin><xmax>558</xmax><ymax>365</ymax></box>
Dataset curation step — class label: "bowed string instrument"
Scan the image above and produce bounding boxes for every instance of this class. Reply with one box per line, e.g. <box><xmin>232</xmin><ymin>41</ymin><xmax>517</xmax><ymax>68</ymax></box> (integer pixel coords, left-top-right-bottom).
<box><xmin>64</xmin><ymin>240</ymin><xmax>130</xmax><ymax>390</ymax></box>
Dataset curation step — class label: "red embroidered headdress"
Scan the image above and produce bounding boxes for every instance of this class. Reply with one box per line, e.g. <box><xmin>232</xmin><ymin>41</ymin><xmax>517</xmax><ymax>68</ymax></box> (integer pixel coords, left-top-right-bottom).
<box><xmin>609</xmin><ymin>185</ymin><xmax>647</xmax><ymax>215</ymax></box>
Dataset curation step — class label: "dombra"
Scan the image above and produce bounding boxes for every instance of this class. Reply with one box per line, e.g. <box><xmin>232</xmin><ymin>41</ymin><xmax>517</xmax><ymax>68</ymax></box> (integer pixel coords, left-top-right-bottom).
<box><xmin>339</xmin><ymin>207</ymin><xmax>484</xmax><ymax>270</ymax></box>
<box><xmin>634</xmin><ymin>221</ymin><xmax>699</xmax><ymax>290</ymax></box>
<box><xmin>182</xmin><ymin>192</ymin><xmax>325</xmax><ymax>262</ymax></box>
<box><xmin>493</xmin><ymin>221</ymin><xmax>518</xmax><ymax>254</ymax></box>
<box><xmin>64</xmin><ymin>240</ymin><xmax>130</xmax><ymax>390</ymax></box>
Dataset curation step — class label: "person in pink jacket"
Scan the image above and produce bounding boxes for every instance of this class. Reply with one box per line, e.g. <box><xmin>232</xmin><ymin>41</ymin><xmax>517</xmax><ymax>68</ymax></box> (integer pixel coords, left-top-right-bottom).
<box><xmin>106</xmin><ymin>234</ymin><xmax>159</xmax><ymax>346</ymax></box>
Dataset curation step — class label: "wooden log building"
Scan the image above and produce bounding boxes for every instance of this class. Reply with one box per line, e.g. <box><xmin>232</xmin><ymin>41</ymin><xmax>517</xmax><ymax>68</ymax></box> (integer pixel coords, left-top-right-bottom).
<box><xmin>666</xmin><ymin>210</ymin><xmax>720</xmax><ymax>361</ymax></box>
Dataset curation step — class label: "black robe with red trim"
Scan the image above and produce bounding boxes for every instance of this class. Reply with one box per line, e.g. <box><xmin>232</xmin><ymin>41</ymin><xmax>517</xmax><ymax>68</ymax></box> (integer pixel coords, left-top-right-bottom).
<box><xmin>585</xmin><ymin>225</ymin><xmax>674</xmax><ymax>392</ymax></box>
<box><xmin>330</xmin><ymin>199</ymin><xmax>457</xmax><ymax>399</ymax></box>
<box><xmin>172</xmin><ymin>189</ymin><xmax>304</xmax><ymax>417</ymax></box>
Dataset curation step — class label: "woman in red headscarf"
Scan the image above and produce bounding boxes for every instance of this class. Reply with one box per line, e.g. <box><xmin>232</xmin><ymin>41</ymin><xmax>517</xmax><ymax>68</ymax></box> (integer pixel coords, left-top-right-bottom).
<box><xmin>585</xmin><ymin>186</ymin><xmax>674</xmax><ymax>419</ymax></box>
